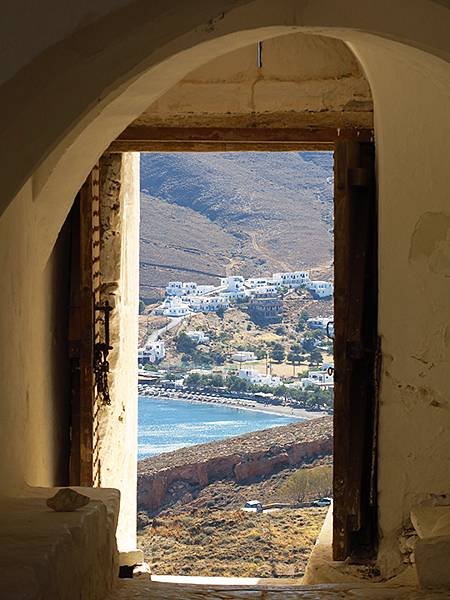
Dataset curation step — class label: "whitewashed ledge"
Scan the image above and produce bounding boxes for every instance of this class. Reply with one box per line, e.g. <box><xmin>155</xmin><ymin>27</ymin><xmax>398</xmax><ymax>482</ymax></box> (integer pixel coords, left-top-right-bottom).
<box><xmin>109</xmin><ymin>579</ymin><xmax>450</xmax><ymax>600</ymax></box>
<box><xmin>0</xmin><ymin>486</ymin><xmax>119</xmax><ymax>600</ymax></box>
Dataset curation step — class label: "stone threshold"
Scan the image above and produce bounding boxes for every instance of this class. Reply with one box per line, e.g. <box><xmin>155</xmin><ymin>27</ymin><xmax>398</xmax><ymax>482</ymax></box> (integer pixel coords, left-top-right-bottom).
<box><xmin>109</xmin><ymin>579</ymin><xmax>450</xmax><ymax>599</ymax></box>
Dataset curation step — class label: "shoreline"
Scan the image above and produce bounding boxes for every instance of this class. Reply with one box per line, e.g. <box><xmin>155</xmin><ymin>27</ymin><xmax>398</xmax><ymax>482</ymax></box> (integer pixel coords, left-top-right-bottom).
<box><xmin>138</xmin><ymin>387</ymin><xmax>324</xmax><ymax>421</ymax></box>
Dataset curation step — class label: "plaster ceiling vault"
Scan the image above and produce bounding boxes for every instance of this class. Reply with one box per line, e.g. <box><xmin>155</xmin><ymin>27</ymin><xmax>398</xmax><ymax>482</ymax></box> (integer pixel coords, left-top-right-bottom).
<box><xmin>129</xmin><ymin>32</ymin><xmax>373</xmax><ymax>131</ymax></box>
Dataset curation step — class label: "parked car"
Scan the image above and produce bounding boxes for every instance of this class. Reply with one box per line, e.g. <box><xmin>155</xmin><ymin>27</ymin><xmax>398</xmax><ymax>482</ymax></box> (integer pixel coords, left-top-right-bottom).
<box><xmin>243</xmin><ymin>500</ymin><xmax>263</xmax><ymax>513</ymax></box>
<box><xmin>312</xmin><ymin>497</ymin><xmax>332</xmax><ymax>507</ymax></box>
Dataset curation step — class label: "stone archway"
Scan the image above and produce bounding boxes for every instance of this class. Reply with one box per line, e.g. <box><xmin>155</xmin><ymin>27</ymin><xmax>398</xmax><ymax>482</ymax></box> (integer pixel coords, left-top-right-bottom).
<box><xmin>1</xmin><ymin>0</ymin><xmax>450</xmax><ymax>579</ymax></box>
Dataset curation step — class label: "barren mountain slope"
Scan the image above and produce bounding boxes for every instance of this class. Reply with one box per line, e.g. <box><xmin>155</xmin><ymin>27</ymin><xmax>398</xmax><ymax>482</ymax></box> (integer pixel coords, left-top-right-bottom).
<box><xmin>140</xmin><ymin>152</ymin><xmax>333</xmax><ymax>298</ymax></box>
<box><xmin>140</xmin><ymin>195</ymin><xmax>239</xmax><ymax>296</ymax></box>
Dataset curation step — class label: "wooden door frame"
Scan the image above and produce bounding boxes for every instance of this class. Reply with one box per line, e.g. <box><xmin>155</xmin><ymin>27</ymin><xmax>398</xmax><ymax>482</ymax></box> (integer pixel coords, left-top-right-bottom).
<box><xmin>77</xmin><ymin>127</ymin><xmax>379</xmax><ymax>561</ymax></box>
<box><xmin>69</xmin><ymin>165</ymin><xmax>101</xmax><ymax>487</ymax></box>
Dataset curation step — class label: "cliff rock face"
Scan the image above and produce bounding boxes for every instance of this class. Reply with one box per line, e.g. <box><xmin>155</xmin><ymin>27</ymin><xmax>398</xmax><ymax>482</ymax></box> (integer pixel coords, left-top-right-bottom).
<box><xmin>137</xmin><ymin>417</ymin><xmax>332</xmax><ymax>514</ymax></box>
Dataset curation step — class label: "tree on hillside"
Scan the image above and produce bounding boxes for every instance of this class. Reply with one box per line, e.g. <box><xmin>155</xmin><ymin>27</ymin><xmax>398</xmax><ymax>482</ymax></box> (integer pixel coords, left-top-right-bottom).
<box><xmin>226</xmin><ymin>374</ymin><xmax>249</xmax><ymax>393</ymax></box>
<box><xmin>184</xmin><ymin>372</ymin><xmax>202</xmax><ymax>387</ymax></box>
<box><xmin>210</xmin><ymin>351</ymin><xmax>225</xmax><ymax>366</ymax></box>
<box><xmin>209</xmin><ymin>373</ymin><xmax>224</xmax><ymax>388</ymax></box>
<box><xmin>270</xmin><ymin>343</ymin><xmax>285</xmax><ymax>363</ymax></box>
<box><xmin>301</xmin><ymin>334</ymin><xmax>316</xmax><ymax>354</ymax></box>
<box><xmin>281</xmin><ymin>465</ymin><xmax>332</xmax><ymax>504</ymax></box>
<box><xmin>311</xmin><ymin>329</ymin><xmax>325</xmax><ymax>340</ymax></box>
<box><xmin>139</xmin><ymin>299</ymin><xmax>146</xmax><ymax>315</ymax></box>
<box><xmin>309</xmin><ymin>349</ymin><xmax>323</xmax><ymax>366</ymax></box>
<box><xmin>296</xmin><ymin>310</ymin><xmax>310</xmax><ymax>332</ymax></box>
<box><xmin>287</xmin><ymin>343</ymin><xmax>303</xmax><ymax>376</ymax></box>
<box><xmin>176</xmin><ymin>332</ymin><xmax>197</xmax><ymax>354</ymax></box>
<box><xmin>255</xmin><ymin>347</ymin><xmax>267</xmax><ymax>360</ymax></box>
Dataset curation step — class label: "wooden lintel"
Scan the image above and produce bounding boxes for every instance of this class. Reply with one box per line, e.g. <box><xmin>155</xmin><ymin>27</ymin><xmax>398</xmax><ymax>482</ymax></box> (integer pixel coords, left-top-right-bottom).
<box><xmin>108</xmin><ymin>126</ymin><xmax>373</xmax><ymax>152</ymax></box>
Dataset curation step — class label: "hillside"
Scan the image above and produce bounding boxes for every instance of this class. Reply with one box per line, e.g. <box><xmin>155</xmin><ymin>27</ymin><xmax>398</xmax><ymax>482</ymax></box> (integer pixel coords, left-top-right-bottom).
<box><xmin>137</xmin><ymin>417</ymin><xmax>333</xmax><ymax>578</ymax></box>
<box><xmin>140</xmin><ymin>152</ymin><xmax>333</xmax><ymax>299</ymax></box>
<box><xmin>137</xmin><ymin>417</ymin><xmax>332</xmax><ymax>514</ymax></box>
<box><xmin>139</xmin><ymin>507</ymin><xmax>327</xmax><ymax>578</ymax></box>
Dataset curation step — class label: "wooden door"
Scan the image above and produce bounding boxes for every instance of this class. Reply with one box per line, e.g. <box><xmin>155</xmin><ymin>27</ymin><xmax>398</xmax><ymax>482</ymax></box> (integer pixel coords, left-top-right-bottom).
<box><xmin>68</xmin><ymin>165</ymin><xmax>102</xmax><ymax>487</ymax></box>
<box><xmin>333</xmin><ymin>140</ymin><xmax>379</xmax><ymax>561</ymax></box>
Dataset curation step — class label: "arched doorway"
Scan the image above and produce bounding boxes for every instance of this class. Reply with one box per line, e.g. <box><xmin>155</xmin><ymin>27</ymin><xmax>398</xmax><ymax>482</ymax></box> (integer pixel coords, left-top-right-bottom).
<box><xmin>1</xmin><ymin>0</ymin><xmax>450</xmax><ymax>584</ymax></box>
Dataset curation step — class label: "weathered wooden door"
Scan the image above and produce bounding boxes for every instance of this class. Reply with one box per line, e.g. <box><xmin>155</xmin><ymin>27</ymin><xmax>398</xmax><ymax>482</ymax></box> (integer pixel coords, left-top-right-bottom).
<box><xmin>68</xmin><ymin>165</ymin><xmax>102</xmax><ymax>487</ymax></box>
<box><xmin>333</xmin><ymin>140</ymin><xmax>379</xmax><ymax>561</ymax></box>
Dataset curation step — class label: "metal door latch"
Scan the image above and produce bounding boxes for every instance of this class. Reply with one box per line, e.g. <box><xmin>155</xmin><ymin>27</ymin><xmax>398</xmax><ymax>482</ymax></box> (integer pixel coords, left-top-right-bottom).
<box><xmin>94</xmin><ymin>301</ymin><xmax>113</xmax><ymax>405</ymax></box>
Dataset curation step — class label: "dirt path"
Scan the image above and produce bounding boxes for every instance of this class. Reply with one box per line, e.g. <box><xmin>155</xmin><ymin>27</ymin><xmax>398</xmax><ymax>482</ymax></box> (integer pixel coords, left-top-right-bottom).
<box><xmin>248</xmin><ymin>232</ymin><xmax>290</xmax><ymax>272</ymax></box>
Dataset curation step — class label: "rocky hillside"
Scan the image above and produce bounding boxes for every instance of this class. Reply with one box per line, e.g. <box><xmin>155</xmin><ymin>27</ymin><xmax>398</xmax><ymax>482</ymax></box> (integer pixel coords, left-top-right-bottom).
<box><xmin>137</xmin><ymin>417</ymin><xmax>333</xmax><ymax>514</ymax></box>
<box><xmin>140</xmin><ymin>152</ymin><xmax>333</xmax><ymax>298</ymax></box>
<box><xmin>139</xmin><ymin>507</ymin><xmax>327</xmax><ymax>578</ymax></box>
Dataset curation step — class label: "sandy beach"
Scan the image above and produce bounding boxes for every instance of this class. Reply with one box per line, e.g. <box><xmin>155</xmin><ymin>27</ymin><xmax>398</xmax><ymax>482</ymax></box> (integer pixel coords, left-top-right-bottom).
<box><xmin>137</xmin><ymin>384</ymin><xmax>325</xmax><ymax>421</ymax></box>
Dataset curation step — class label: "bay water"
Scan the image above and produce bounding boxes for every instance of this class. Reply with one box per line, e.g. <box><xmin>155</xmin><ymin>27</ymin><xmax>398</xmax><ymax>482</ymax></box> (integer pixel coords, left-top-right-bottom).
<box><xmin>138</xmin><ymin>395</ymin><xmax>302</xmax><ymax>459</ymax></box>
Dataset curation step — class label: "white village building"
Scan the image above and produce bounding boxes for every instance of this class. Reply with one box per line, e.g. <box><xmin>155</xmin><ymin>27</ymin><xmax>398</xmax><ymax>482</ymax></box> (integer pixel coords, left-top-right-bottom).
<box><xmin>272</xmin><ymin>271</ymin><xmax>310</xmax><ymax>287</ymax></box>
<box><xmin>166</xmin><ymin>281</ymin><xmax>216</xmax><ymax>297</ymax></box>
<box><xmin>220</xmin><ymin>275</ymin><xmax>245</xmax><ymax>292</ymax></box>
<box><xmin>185</xmin><ymin>330</ymin><xmax>210</xmax><ymax>344</ymax></box>
<box><xmin>300</xmin><ymin>367</ymin><xmax>334</xmax><ymax>389</ymax></box>
<box><xmin>231</xmin><ymin>351</ymin><xmax>257</xmax><ymax>363</ymax></box>
<box><xmin>162</xmin><ymin>297</ymin><xmax>191</xmax><ymax>317</ymax></box>
<box><xmin>307</xmin><ymin>280</ymin><xmax>333</xmax><ymax>299</ymax></box>
<box><xmin>219</xmin><ymin>276</ymin><xmax>247</xmax><ymax>300</ymax></box>
<box><xmin>220</xmin><ymin>289</ymin><xmax>248</xmax><ymax>301</ymax></box>
<box><xmin>166</xmin><ymin>281</ymin><xmax>196</xmax><ymax>296</ymax></box>
<box><xmin>247</xmin><ymin>284</ymin><xmax>279</xmax><ymax>297</ymax></box>
<box><xmin>188</xmin><ymin>295</ymin><xmax>229</xmax><ymax>313</ymax></box>
<box><xmin>238</xmin><ymin>368</ymin><xmax>281</xmax><ymax>387</ymax></box>
<box><xmin>196</xmin><ymin>284</ymin><xmax>217</xmax><ymax>295</ymax></box>
<box><xmin>138</xmin><ymin>340</ymin><xmax>166</xmax><ymax>364</ymax></box>
<box><xmin>246</xmin><ymin>277</ymin><xmax>274</xmax><ymax>289</ymax></box>
<box><xmin>307</xmin><ymin>316</ymin><xmax>332</xmax><ymax>330</ymax></box>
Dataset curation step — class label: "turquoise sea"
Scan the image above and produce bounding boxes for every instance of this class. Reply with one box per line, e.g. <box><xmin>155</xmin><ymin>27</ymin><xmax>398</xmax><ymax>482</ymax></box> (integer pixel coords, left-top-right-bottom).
<box><xmin>138</xmin><ymin>395</ymin><xmax>302</xmax><ymax>459</ymax></box>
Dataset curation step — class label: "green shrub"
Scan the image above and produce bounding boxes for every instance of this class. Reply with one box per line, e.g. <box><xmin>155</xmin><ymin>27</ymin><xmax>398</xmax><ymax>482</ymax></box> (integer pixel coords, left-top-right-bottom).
<box><xmin>281</xmin><ymin>465</ymin><xmax>332</xmax><ymax>503</ymax></box>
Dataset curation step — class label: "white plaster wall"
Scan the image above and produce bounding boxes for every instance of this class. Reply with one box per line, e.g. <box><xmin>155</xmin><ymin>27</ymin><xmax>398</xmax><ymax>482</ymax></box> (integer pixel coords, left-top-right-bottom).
<box><xmin>99</xmin><ymin>153</ymin><xmax>140</xmax><ymax>552</ymax></box>
<box><xmin>0</xmin><ymin>185</ymin><xmax>71</xmax><ymax>492</ymax></box>
<box><xmin>352</xmin><ymin>38</ymin><xmax>450</xmax><ymax>575</ymax></box>
<box><xmin>0</xmin><ymin>184</ymin><xmax>64</xmax><ymax>491</ymax></box>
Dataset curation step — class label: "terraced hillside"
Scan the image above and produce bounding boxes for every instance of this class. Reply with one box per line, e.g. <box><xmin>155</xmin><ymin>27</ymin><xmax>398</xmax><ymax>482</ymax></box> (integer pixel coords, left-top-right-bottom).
<box><xmin>140</xmin><ymin>152</ymin><xmax>333</xmax><ymax>299</ymax></box>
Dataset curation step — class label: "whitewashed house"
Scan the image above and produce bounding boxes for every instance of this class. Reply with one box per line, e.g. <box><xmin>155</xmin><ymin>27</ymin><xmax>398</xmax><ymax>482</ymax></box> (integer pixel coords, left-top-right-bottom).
<box><xmin>307</xmin><ymin>280</ymin><xmax>333</xmax><ymax>299</ymax></box>
<box><xmin>220</xmin><ymin>275</ymin><xmax>245</xmax><ymax>293</ymax></box>
<box><xmin>188</xmin><ymin>295</ymin><xmax>229</xmax><ymax>313</ymax></box>
<box><xmin>272</xmin><ymin>271</ymin><xmax>310</xmax><ymax>288</ymax></box>
<box><xmin>219</xmin><ymin>276</ymin><xmax>247</xmax><ymax>301</ymax></box>
<box><xmin>238</xmin><ymin>368</ymin><xmax>281</xmax><ymax>387</ymax></box>
<box><xmin>231</xmin><ymin>351</ymin><xmax>257</xmax><ymax>363</ymax></box>
<box><xmin>300</xmin><ymin>368</ymin><xmax>334</xmax><ymax>389</ymax></box>
<box><xmin>162</xmin><ymin>297</ymin><xmax>191</xmax><ymax>317</ymax></box>
<box><xmin>247</xmin><ymin>284</ymin><xmax>279</xmax><ymax>297</ymax></box>
<box><xmin>166</xmin><ymin>281</ymin><xmax>183</xmax><ymax>296</ymax></box>
<box><xmin>246</xmin><ymin>277</ymin><xmax>273</xmax><ymax>289</ymax></box>
<box><xmin>138</xmin><ymin>340</ymin><xmax>166</xmax><ymax>364</ymax></box>
<box><xmin>196</xmin><ymin>284</ymin><xmax>216</xmax><ymax>295</ymax></box>
<box><xmin>166</xmin><ymin>281</ymin><xmax>198</xmax><ymax>297</ymax></box>
<box><xmin>185</xmin><ymin>330</ymin><xmax>210</xmax><ymax>344</ymax></box>
<box><xmin>307</xmin><ymin>317</ymin><xmax>332</xmax><ymax>330</ymax></box>
<box><xmin>220</xmin><ymin>289</ymin><xmax>248</xmax><ymax>301</ymax></box>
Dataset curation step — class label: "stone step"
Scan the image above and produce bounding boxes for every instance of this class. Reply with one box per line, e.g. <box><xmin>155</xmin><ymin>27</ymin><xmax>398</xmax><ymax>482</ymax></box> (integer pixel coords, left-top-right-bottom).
<box><xmin>0</xmin><ymin>487</ymin><xmax>120</xmax><ymax>600</ymax></box>
<box><xmin>411</xmin><ymin>505</ymin><xmax>450</xmax><ymax>589</ymax></box>
<box><xmin>108</xmin><ymin>579</ymin><xmax>450</xmax><ymax>599</ymax></box>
